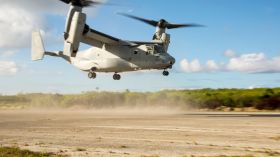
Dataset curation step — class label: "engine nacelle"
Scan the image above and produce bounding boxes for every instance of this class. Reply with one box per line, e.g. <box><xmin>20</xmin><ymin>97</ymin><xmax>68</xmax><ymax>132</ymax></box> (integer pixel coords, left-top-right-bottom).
<box><xmin>63</xmin><ymin>11</ymin><xmax>86</xmax><ymax>57</ymax></box>
<box><xmin>161</xmin><ymin>33</ymin><xmax>171</xmax><ymax>52</ymax></box>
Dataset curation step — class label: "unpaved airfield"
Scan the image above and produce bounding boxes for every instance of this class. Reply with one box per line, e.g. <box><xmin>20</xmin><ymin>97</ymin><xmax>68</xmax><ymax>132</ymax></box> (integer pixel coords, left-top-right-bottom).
<box><xmin>0</xmin><ymin>111</ymin><xmax>280</xmax><ymax>157</ymax></box>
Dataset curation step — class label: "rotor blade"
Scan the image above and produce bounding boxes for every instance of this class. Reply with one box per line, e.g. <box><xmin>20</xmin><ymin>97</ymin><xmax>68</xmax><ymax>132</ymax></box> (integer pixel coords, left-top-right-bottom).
<box><xmin>118</xmin><ymin>13</ymin><xmax>158</xmax><ymax>27</ymax></box>
<box><xmin>59</xmin><ymin>0</ymin><xmax>71</xmax><ymax>4</ymax></box>
<box><xmin>166</xmin><ymin>23</ymin><xmax>205</xmax><ymax>29</ymax></box>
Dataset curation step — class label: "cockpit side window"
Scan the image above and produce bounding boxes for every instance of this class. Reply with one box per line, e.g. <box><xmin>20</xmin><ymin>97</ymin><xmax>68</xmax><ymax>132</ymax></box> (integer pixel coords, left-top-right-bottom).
<box><xmin>154</xmin><ymin>45</ymin><xmax>164</xmax><ymax>54</ymax></box>
<box><xmin>146</xmin><ymin>45</ymin><xmax>165</xmax><ymax>55</ymax></box>
<box><xmin>154</xmin><ymin>45</ymin><xmax>159</xmax><ymax>54</ymax></box>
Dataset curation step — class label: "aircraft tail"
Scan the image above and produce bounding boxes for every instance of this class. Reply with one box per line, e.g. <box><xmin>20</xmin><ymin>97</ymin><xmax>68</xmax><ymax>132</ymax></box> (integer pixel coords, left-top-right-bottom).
<box><xmin>31</xmin><ymin>31</ymin><xmax>45</xmax><ymax>61</ymax></box>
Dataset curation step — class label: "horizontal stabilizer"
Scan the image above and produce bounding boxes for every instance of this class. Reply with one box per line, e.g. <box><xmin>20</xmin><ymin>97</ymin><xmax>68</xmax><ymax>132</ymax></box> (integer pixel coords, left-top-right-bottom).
<box><xmin>31</xmin><ymin>31</ymin><xmax>45</xmax><ymax>61</ymax></box>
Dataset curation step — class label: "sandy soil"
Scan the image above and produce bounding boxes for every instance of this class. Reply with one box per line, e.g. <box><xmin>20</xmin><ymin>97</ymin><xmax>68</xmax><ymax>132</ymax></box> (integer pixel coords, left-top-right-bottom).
<box><xmin>0</xmin><ymin>110</ymin><xmax>280</xmax><ymax>157</ymax></box>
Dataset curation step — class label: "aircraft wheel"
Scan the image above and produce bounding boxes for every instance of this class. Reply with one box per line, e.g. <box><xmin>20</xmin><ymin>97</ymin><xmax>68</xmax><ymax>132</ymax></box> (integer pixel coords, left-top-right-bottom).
<box><xmin>163</xmin><ymin>71</ymin><xmax>169</xmax><ymax>76</ymax></box>
<box><xmin>113</xmin><ymin>73</ymin><xmax>121</xmax><ymax>80</ymax></box>
<box><xmin>88</xmin><ymin>72</ymin><xmax>96</xmax><ymax>79</ymax></box>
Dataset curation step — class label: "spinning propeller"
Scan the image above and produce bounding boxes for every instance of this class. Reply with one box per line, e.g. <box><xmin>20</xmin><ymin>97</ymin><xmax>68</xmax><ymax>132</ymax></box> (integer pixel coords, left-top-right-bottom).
<box><xmin>118</xmin><ymin>13</ymin><xmax>204</xmax><ymax>29</ymax></box>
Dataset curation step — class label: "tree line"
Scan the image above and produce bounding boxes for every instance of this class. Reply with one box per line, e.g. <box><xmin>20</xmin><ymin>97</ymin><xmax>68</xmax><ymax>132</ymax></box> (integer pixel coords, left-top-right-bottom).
<box><xmin>0</xmin><ymin>88</ymin><xmax>279</xmax><ymax>110</ymax></box>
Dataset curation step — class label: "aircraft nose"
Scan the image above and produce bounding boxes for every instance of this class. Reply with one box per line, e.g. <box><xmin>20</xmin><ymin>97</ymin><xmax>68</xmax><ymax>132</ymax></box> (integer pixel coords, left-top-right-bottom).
<box><xmin>169</xmin><ymin>57</ymin><xmax>176</xmax><ymax>65</ymax></box>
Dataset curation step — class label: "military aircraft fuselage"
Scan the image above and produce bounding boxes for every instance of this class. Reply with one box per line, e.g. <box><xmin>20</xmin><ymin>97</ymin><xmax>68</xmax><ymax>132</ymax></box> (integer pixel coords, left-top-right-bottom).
<box><xmin>31</xmin><ymin>1</ymin><xmax>201</xmax><ymax>80</ymax></box>
<box><xmin>72</xmin><ymin>44</ymin><xmax>176</xmax><ymax>73</ymax></box>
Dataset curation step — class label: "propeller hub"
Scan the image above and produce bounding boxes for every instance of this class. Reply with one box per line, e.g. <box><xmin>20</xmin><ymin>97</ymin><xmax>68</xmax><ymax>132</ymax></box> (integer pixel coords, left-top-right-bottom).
<box><xmin>158</xmin><ymin>19</ymin><xmax>168</xmax><ymax>28</ymax></box>
<box><xmin>59</xmin><ymin>0</ymin><xmax>101</xmax><ymax>7</ymax></box>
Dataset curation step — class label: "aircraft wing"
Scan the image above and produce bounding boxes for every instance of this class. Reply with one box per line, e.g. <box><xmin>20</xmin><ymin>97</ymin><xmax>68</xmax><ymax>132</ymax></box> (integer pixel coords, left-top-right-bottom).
<box><xmin>126</xmin><ymin>40</ymin><xmax>164</xmax><ymax>46</ymax></box>
<box><xmin>82</xmin><ymin>28</ymin><xmax>121</xmax><ymax>46</ymax></box>
<box><xmin>81</xmin><ymin>26</ymin><xmax>164</xmax><ymax>47</ymax></box>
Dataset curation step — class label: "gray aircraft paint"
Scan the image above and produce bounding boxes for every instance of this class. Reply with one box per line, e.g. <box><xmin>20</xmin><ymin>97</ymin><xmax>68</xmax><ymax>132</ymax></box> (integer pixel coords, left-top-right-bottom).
<box><xmin>30</xmin><ymin>1</ymin><xmax>202</xmax><ymax>80</ymax></box>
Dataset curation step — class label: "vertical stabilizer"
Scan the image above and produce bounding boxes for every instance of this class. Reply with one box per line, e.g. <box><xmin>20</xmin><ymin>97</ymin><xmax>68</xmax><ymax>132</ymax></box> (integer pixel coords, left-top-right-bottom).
<box><xmin>31</xmin><ymin>31</ymin><xmax>45</xmax><ymax>61</ymax></box>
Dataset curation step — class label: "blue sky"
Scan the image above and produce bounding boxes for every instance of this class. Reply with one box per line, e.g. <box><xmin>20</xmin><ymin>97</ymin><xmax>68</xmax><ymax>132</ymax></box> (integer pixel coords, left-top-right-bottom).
<box><xmin>0</xmin><ymin>0</ymin><xmax>280</xmax><ymax>94</ymax></box>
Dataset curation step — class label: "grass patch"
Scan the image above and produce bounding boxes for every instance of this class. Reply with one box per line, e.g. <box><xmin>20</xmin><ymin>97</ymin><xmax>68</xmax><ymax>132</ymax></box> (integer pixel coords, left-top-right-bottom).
<box><xmin>120</xmin><ymin>145</ymin><xmax>128</xmax><ymax>148</ymax></box>
<box><xmin>254</xmin><ymin>148</ymin><xmax>280</xmax><ymax>156</ymax></box>
<box><xmin>270</xmin><ymin>136</ymin><xmax>280</xmax><ymax>141</ymax></box>
<box><xmin>0</xmin><ymin>146</ymin><xmax>52</xmax><ymax>157</ymax></box>
<box><xmin>217</xmin><ymin>155</ymin><xmax>254</xmax><ymax>157</ymax></box>
<box><xmin>109</xmin><ymin>151</ymin><xmax>116</xmax><ymax>154</ymax></box>
<box><xmin>75</xmin><ymin>148</ymin><xmax>86</xmax><ymax>152</ymax></box>
<box><xmin>263</xmin><ymin>149</ymin><xmax>280</xmax><ymax>156</ymax></box>
<box><xmin>35</xmin><ymin>142</ymin><xmax>45</xmax><ymax>146</ymax></box>
<box><xmin>190</xmin><ymin>155</ymin><xmax>254</xmax><ymax>157</ymax></box>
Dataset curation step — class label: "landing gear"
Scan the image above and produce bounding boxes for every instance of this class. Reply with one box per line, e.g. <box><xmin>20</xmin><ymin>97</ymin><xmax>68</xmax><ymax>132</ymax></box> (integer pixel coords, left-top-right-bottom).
<box><xmin>113</xmin><ymin>73</ymin><xmax>121</xmax><ymax>80</ymax></box>
<box><xmin>163</xmin><ymin>70</ymin><xmax>169</xmax><ymax>76</ymax></box>
<box><xmin>88</xmin><ymin>72</ymin><xmax>96</xmax><ymax>79</ymax></box>
<box><xmin>88</xmin><ymin>67</ymin><xmax>97</xmax><ymax>79</ymax></box>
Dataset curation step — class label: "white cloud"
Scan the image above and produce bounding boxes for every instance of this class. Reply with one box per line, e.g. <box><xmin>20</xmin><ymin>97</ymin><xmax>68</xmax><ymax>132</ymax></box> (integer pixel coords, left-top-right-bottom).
<box><xmin>0</xmin><ymin>61</ymin><xmax>19</xmax><ymax>75</ymax></box>
<box><xmin>181</xmin><ymin>51</ymin><xmax>280</xmax><ymax>73</ymax></box>
<box><xmin>247</xmin><ymin>85</ymin><xmax>264</xmax><ymax>89</ymax></box>
<box><xmin>180</xmin><ymin>59</ymin><xmax>220</xmax><ymax>73</ymax></box>
<box><xmin>180</xmin><ymin>59</ymin><xmax>202</xmax><ymax>73</ymax></box>
<box><xmin>0</xmin><ymin>50</ymin><xmax>17</xmax><ymax>57</ymax></box>
<box><xmin>1</xmin><ymin>0</ymin><xmax>67</xmax><ymax>16</ymax></box>
<box><xmin>0</xmin><ymin>0</ymin><xmax>105</xmax><ymax>50</ymax></box>
<box><xmin>206</xmin><ymin>60</ymin><xmax>220</xmax><ymax>72</ymax></box>
<box><xmin>227</xmin><ymin>53</ymin><xmax>280</xmax><ymax>73</ymax></box>
<box><xmin>0</xmin><ymin>0</ymin><xmax>65</xmax><ymax>49</ymax></box>
<box><xmin>0</xmin><ymin>6</ymin><xmax>41</xmax><ymax>49</ymax></box>
<box><xmin>224</xmin><ymin>49</ymin><xmax>237</xmax><ymax>58</ymax></box>
<box><xmin>0</xmin><ymin>0</ymin><xmax>106</xmax><ymax>77</ymax></box>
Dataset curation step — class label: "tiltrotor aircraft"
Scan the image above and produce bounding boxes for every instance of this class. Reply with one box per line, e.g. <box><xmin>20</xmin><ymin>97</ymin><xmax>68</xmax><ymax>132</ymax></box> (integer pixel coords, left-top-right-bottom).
<box><xmin>32</xmin><ymin>0</ymin><xmax>202</xmax><ymax>80</ymax></box>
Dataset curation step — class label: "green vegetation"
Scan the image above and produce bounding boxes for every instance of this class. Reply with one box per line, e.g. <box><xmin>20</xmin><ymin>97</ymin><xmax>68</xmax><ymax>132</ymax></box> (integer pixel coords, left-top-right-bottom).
<box><xmin>0</xmin><ymin>146</ymin><xmax>52</xmax><ymax>157</ymax></box>
<box><xmin>0</xmin><ymin>88</ymin><xmax>279</xmax><ymax>111</ymax></box>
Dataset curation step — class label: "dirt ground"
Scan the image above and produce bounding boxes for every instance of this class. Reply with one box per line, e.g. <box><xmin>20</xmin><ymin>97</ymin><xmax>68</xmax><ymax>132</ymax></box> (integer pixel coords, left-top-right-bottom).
<box><xmin>0</xmin><ymin>110</ymin><xmax>279</xmax><ymax>157</ymax></box>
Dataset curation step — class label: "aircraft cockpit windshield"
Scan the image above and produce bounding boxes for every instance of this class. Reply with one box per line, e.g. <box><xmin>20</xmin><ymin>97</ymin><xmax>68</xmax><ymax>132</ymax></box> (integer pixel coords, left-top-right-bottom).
<box><xmin>154</xmin><ymin>45</ymin><xmax>165</xmax><ymax>54</ymax></box>
<box><xmin>147</xmin><ymin>45</ymin><xmax>165</xmax><ymax>54</ymax></box>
